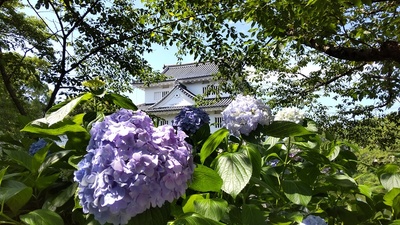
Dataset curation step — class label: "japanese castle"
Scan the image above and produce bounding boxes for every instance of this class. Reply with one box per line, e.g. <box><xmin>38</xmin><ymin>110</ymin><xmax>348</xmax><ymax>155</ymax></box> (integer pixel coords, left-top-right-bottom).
<box><xmin>134</xmin><ymin>62</ymin><xmax>231</xmax><ymax>132</ymax></box>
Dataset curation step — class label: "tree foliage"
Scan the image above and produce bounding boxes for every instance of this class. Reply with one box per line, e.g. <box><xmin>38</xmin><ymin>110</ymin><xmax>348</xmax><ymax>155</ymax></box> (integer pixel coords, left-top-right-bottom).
<box><xmin>144</xmin><ymin>0</ymin><xmax>400</xmax><ymax>118</ymax></box>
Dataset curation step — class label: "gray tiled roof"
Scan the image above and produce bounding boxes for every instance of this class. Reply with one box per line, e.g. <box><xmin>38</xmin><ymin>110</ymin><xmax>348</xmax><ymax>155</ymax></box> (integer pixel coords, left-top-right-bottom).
<box><xmin>144</xmin><ymin>97</ymin><xmax>232</xmax><ymax>113</ymax></box>
<box><xmin>162</xmin><ymin>62</ymin><xmax>218</xmax><ymax>80</ymax></box>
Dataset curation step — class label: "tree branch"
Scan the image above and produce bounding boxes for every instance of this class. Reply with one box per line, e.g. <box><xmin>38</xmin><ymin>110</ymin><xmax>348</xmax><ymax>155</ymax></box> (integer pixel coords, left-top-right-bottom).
<box><xmin>0</xmin><ymin>48</ymin><xmax>27</xmax><ymax>115</ymax></box>
<box><xmin>306</xmin><ymin>40</ymin><xmax>400</xmax><ymax>63</ymax></box>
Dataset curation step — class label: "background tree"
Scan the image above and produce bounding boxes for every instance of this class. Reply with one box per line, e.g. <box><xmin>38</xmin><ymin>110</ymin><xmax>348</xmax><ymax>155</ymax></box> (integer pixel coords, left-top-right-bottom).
<box><xmin>144</xmin><ymin>0</ymin><xmax>400</xmax><ymax>119</ymax></box>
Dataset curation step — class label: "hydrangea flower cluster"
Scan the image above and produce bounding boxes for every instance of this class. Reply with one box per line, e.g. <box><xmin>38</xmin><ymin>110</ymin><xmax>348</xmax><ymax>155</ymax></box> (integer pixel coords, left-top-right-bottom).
<box><xmin>173</xmin><ymin>106</ymin><xmax>210</xmax><ymax>135</ymax></box>
<box><xmin>28</xmin><ymin>139</ymin><xmax>47</xmax><ymax>155</ymax></box>
<box><xmin>222</xmin><ymin>95</ymin><xmax>272</xmax><ymax>136</ymax></box>
<box><xmin>274</xmin><ymin>107</ymin><xmax>305</xmax><ymax>124</ymax></box>
<box><xmin>74</xmin><ymin>109</ymin><xmax>194</xmax><ymax>225</ymax></box>
<box><xmin>300</xmin><ymin>215</ymin><xmax>327</xmax><ymax>225</ymax></box>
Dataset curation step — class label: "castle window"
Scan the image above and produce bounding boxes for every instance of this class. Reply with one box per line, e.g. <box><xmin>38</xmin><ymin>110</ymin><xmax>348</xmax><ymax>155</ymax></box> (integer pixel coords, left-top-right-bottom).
<box><xmin>159</xmin><ymin>120</ymin><xmax>169</xmax><ymax>125</ymax></box>
<box><xmin>214</xmin><ymin>117</ymin><xmax>223</xmax><ymax>128</ymax></box>
<box><xmin>154</xmin><ymin>91</ymin><xmax>169</xmax><ymax>101</ymax></box>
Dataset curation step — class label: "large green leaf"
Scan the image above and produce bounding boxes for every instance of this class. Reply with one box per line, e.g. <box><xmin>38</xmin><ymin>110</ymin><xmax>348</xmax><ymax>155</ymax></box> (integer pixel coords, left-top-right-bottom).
<box><xmin>320</xmin><ymin>142</ymin><xmax>340</xmax><ymax>161</ymax></box>
<box><xmin>383</xmin><ymin>188</ymin><xmax>400</xmax><ymax>207</ymax></box>
<box><xmin>326</xmin><ymin>174</ymin><xmax>358</xmax><ymax>188</ymax></box>
<box><xmin>200</xmin><ymin>128</ymin><xmax>229</xmax><ymax>164</ymax></box>
<box><xmin>242</xmin><ymin>204</ymin><xmax>267</xmax><ymax>225</ymax></box>
<box><xmin>39</xmin><ymin>150</ymin><xmax>72</xmax><ymax>174</ymax></box>
<box><xmin>183</xmin><ymin>194</ymin><xmax>207</xmax><ymax>213</ymax></box>
<box><xmin>35</xmin><ymin>173</ymin><xmax>60</xmax><ymax>190</ymax></box>
<box><xmin>105</xmin><ymin>93</ymin><xmax>138</xmax><ymax>110</ymax></box>
<box><xmin>0</xmin><ymin>180</ymin><xmax>33</xmax><ymax>214</ymax></box>
<box><xmin>193</xmin><ymin>198</ymin><xmax>228</xmax><ymax>221</ymax></box>
<box><xmin>215</xmin><ymin>152</ymin><xmax>252</xmax><ymax>198</ymax></box>
<box><xmin>282</xmin><ymin>180</ymin><xmax>312</xmax><ymax>206</ymax></box>
<box><xmin>378</xmin><ymin>164</ymin><xmax>400</xmax><ymax>191</ymax></box>
<box><xmin>169</xmin><ymin>212</ymin><xmax>225</xmax><ymax>225</ymax></box>
<box><xmin>3</xmin><ymin>150</ymin><xmax>35</xmax><ymax>173</ymax></box>
<box><xmin>264</xmin><ymin>136</ymin><xmax>280</xmax><ymax>150</ymax></box>
<box><xmin>21</xmin><ymin>119</ymin><xmax>88</xmax><ymax>137</ymax></box>
<box><xmin>0</xmin><ymin>167</ymin><xmax>8</xmax><ymax>186</ymax></box>
<box><xmin>127</xmin><ymin>204</ymin><xmax>170</xmax><ymax>225</ymax></box>
<box><xmin>20</xmin><ymin>209</ymin><xmax>64</xmax><ymax>225</ymax></box>
<box><xmin>242</xmin><ymin>143</ymin><xmax>262</xmax><ymax>177</ymax></box>
<box><xmin>43</xmin><ymin>183</ymin><xmax>77</xmax><ymax>211</ymax></box>
<box><xmin>264</xmin><ymin>121</ymin><xmax>314</xmax><ymax>138</ymax></box>
<box><xmin>189</xmin><ymin>165</ymin><xmax>222</xmax><ymax>192</ymax></box>
<box><xmin>32</xmin><ymin>93</ymin><xmax>93</xmax><ymax>126</ymax></box>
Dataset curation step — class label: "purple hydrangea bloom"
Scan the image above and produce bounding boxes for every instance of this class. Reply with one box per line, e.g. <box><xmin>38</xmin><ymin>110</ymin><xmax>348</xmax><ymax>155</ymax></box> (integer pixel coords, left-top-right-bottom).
<box><xmin>28</xmin><ymin>139</ymin><xmax>47</xmax><ymax>155</ymax></box>
<box><xmin>173</xmin><ymin>106</ymin><xmax>210</xmax><ymax>135</ymax></box>
<box><xmin>300</xmin><ymin>215</ymin><xmax>327</xmax><ymax>225</ymax></box>
<box><xmin>222</xmin><ymin>95</ymin><xmax>272</xmax><ymax>136</ymax></box>
<box><xmin>74</xmin><ymin>109</ymin><xmax>194</xmax><ymax>225</ymax></box>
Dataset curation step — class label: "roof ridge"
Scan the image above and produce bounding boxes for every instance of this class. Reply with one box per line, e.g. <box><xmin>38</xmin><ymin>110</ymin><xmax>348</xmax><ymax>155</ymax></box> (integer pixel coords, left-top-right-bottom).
<box><xmin>148</xmin><ymin>82</ymin><xmax>195</xmax><ymax>109</ymax></box>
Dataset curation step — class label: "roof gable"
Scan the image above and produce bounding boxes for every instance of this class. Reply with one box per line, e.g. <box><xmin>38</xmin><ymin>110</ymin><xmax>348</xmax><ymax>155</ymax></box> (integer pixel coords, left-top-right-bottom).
<box><xmin>148</xmin><ymin>83</ymin><xmax>196</xmax><ymax>110</ymax></box>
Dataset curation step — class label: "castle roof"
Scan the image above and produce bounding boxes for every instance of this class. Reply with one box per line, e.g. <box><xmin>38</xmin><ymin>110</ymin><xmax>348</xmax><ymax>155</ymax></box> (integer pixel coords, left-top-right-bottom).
<box><xmin>161</xmin><ymin>62</ymin><xmax>219</xmax><ymax>80</ymax></box>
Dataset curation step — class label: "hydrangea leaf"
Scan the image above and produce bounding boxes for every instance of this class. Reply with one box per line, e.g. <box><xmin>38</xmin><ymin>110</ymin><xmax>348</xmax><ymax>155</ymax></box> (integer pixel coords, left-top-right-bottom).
<box><xmin>383</xmin><ymin>188</ymin><xmax>400</xmax><ymax>207</ymax></box>
<box><xmin>3</xmin><ymin>150</ymin><xmax>35</xmax><ymax>173</ymax></box>
<box><xmin>0</xmin><ymin>167</ymin><xmax>7</xmax><ymax>186</ymax></box>
<box><xmin>20</xmin><ymin>209</ymin><xmax>64</xmax><ymax>225</ymax></box>
<box><xmin>282</xmin><ymin>180</ymin><xmax>312</xmax><ymax>206</ymax></box>
<box><xmin>193</xmin><ymin>198</ymin><xmax>228</xmax><ymax>221</ymax></box>
<box><xmin>21</xmin><ymin>119</ymin><xmax>88</xmax><ymax>137</ymax></box>
<box><xmin>104</xmin><ymin>93</ymin><xmax>138</xmax><ymax>110</ymax></box>
<box><xmin>42</xmin><ymin>183</ymin><xmax>77</xmax><ymax>211</ymax></box>
<box><xmin>200</xmin><ymin>128</ymin><xmax>229</xmax><ymax>164</ymax></box>
<box><xmin>242</xmin><ymin>204</ymin><xmax>267</xmax><ymax>225</ymax></box>
<box><xmin>216</xmin><ymin>152</ymin><xmax>252</xmax><ymax>198</ymax></box>
<box><xmin>242</xmin><ymin>143</ymin><xmax>262</xmax><ymax>177</ymax></box>
<box><xmin>170</xmin><ymin>212</ymin><xmax>225</xmax><ymax>225</ymax></box>
<box><xmin>127</xmin><ymin>204</ymin><xmax>170</xmax><ymax>225</ymax></box>
<box><xmin>1</xmin><ymin>180</ymin><xmax>33</xmax><ymax>214</ymax></box>
<box><xmin>32</xmin><ymin>93</ymin><xmax>93</xmax><ymax>126</ymax></box>
<box><xmin>264</xmin><ymin>121</ymin><xmax>314</xmax><ymax>138</ymax></box>
<box><xmin>377</xmin><ymin>164</ymin><xmax>400</xmax><ymax>191</ymax></box>
<box><xmin>39</xmin><ymin>150</ymin><xmax>72</xmax><ymax>173</ymax></box>
<box><xmin>358</xmin><ymin>185</ymin><xmax>372</xmax><ymax>199</ymax></box>
<box><xmin>189</xmin><ymin>165</ymin><xmax>222</xmax><ymax>192</ymax></box>
<box><xmin>264</xmin><ymin>136</ymin><xmax>281</xmax><ymax>150</ymax></box>
<box><xmin>326</xmin><ymin>174</ymin><xmax>357</xmax><ymax>188</ymax></box>
<box><xmin>183</xmin><ymin>194</ymin><xmax>207</xmax><ymax>213</ymax></box>
<box><xmin>320</xmin><ymin>142</ymin><xmax>340</xmax><ymax>161</ymax></box>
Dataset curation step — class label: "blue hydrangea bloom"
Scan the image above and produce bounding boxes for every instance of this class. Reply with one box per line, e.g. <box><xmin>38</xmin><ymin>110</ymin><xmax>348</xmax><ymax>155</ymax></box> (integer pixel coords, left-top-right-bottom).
<box><xmin>28</xmin><ymin>139</ymin><xmax>47</xmax><ymax>155</ymax></box>
<box><xmin>222</xmin><ymin>95</ymin><xmax>272</xmax><ymax>136</ymax></box>
<box><xmin>74</xmin><ymin>109</ymin><xmax>194</xmax><ymax>225</ymax></box>
<box><xmin>173</xmin><ymin>106</ymin><xmax>210</xmax><ymax>135</ymax></box>
<box><xmin>300</xmin><ymin>215</ymin><xmax>327</xmax><ymax>225</ymax></box>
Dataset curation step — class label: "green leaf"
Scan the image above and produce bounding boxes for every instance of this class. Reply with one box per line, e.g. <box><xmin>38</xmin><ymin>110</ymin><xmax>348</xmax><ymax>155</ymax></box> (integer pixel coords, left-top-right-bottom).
<box><xmin>20</xmin><ymin>209</ymin><xmax>64</xmax><ymax>225</ymax></box>
<box><xmin>3</xmin><ymin>150</ymin><xmax>35</xmax><ymax>173</ymax></box>
<box><xmin>242</xmin><ymin>143</ymin><xmax>262</xmax><ymax>177</ymax></box>
<box><xmin>326</xmin><ymin>174</ymin><xmax>358</xmax><ymax>188</ymax></box>
<box><xmin>383</xmin><ymin>188</ymin><xmax>400</xmax><ymax>207</ymax></box>
<box><xmin>242</xmin><ymin>204</ymin><xmax>267</xmax><ymax>225</ymax></box>
<box><xmin>183</xmin><ymin>194</ymin><xmax>207</xmax><ymax>213</ymax></box>
<box><xmin>169</xmin><ymin>212</ymin><xmax>225</xmax><ymax>225</ymax></box>
<box><xmin>320</xmin><ymin>142</ymin><xmax>340</xmax><ymax>161</ymax></box>
<box><xmin>105</xmin><ymin>93</ymin><xmax>138</xmax><ymax>110</ymax></box>
<box><xmin>193</xmin><ymin>198</ymin><xmax>228</xmax><ymax>221</ymax></box>
<box><xmin>264</xmin><ymin>136</ymin><xmax>280</xmax><ymax>150</ymax></box>
<box><xmin>32</xmin><ymin>93</ymin><xmax>92</xmax><ymax>126</ymax></box>
<box><xmin>378</xmin><ymin>164</ymin><xmax>400</xmax><ymax>191</ymax></box>
<box><xmin>389</xmin><ymin>220</ymin><xmax>400</xmax><ymax>225</ymax></box>
<box><xmin>200</xmin><ymin>128</ymin><xmax>229</xmax><ymax>164</ymax></box>
<box><xmin>127</xmin><ymin>204</ymin><xmax>170</xmax><ymax>225</ymax></box>
<box><xmin>215</xmin><ymin>152</ymin><xmax>252</xmax><ymax>198</ymax></box>
<box><xmin>22</xmin><ymin>120</ymin><xmax>88</xmax><ymax>137</ymax></box>
<box><xmin>35</xmin><ymin>173</ymin><xmax>60</xmax><ymax>190</ymax></box>
<box><xmin>358</xmin><ymin>185</ymin><xmax>372</xmax><ymax>199</ymax></box>
<box><xmin>264</xmin><ymin>121</ymin><xmax>314</xmax><ymax>138</ymax></box>
<box><xmin>0</xmin><ymin>180</ymin><xmax>33</xmax><ymax>214</ymax></box>
<box><xmin>0</xmin><ymin>167</ymin><xmax>8</xmax><ymax>186</ymax></box>
<box><xmin>282</xmin><ymin>180</ymin><xmax>312</xmax><ymax>206</ymax></box>
<box><xmin>43</xmin><ymin>183</ymin><xmax>78</xmax><ymax>211</ymax></box>
<box><xmin>39</xmin><ymin>150</ymin><xmax>72</xmax><ymax>173</ymax></box>
<box><xmin>189</xmin><ymin>165</ymin><xmax>222</xmax><ymax>192</ymax></box>
<box><xmin>68</xmin><ymin>155</ymin><xmax>83</xmax><ymax>169</ymax></box>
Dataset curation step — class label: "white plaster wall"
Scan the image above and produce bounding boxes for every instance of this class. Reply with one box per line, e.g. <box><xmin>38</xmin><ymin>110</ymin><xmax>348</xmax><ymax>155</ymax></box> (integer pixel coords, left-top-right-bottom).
<box><xmin>144</xmin><ymin>86</ymin><xmax>172</xmax><ymax>103</ymax></box>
